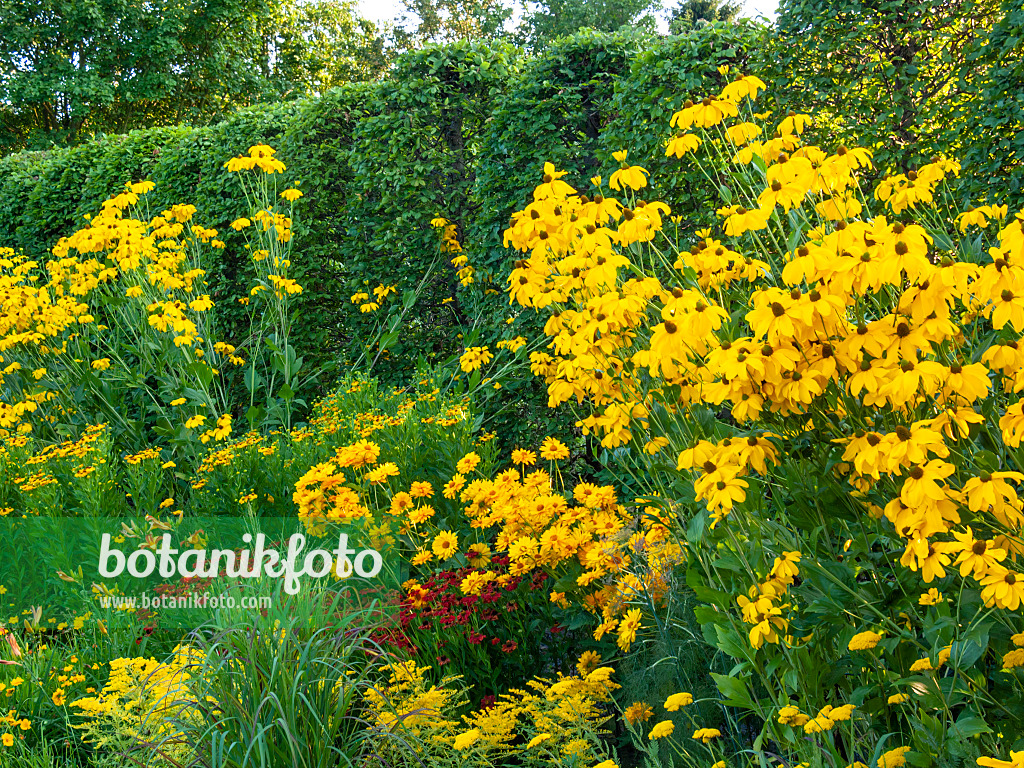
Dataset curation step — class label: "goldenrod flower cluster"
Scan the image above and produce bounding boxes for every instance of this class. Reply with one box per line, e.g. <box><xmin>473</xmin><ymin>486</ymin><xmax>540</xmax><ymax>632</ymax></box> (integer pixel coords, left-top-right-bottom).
<box><xmin>364</xmin><ymin>657</ymin><xmax>617</xmax><ymax>766</ymax></box>
<box><xmin>71</xmin><ymin>645</ymin><xmax>206</xmax><ymax>759</ymax></box>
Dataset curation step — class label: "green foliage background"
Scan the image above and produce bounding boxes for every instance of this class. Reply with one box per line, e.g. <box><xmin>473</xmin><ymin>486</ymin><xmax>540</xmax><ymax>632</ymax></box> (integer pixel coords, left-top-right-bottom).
<box><xmin>0</xmin><ymin>19</ymin><xmax>1020</xmax><ymax>407</ymax></box>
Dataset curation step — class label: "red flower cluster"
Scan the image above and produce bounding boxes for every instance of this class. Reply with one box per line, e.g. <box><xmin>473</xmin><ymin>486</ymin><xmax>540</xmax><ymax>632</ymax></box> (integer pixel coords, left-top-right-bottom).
<box><xmin>386</xmin><ymin>554</ymin><xmax>550</xmax><ymax>655</ymax></box>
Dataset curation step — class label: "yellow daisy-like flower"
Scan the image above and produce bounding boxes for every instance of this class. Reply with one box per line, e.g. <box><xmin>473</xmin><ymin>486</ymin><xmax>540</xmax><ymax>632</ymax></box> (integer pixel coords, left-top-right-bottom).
<box><xmin>431</xmin><ymin>530</ymin><xmax>458</xmax><ymax>560</ymax></box>
<box><xmin>409</xmin><ymin>481</ymin><xmax>433</xmax><ymax>498</ymax></box>
<box><xmin>456</xmin><ymin>452</ymin><xmax>481</xmax><ymax>474</ymax></box>
<box><xmin>511</xmin><ymin>448</ymin><xmax>537</xmax><ymax>466</ymax></box>
<box><xmin>539</xmin><ymin>436</ymin><xmax>569</xmax><ymax>461</ymax></box>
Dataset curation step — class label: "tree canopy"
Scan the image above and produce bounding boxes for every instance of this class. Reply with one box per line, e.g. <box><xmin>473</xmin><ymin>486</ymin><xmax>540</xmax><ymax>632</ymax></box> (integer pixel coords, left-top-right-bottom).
<box><xmin>771</xmin><ymin>0</ymin><xmax>1003</xmax><ymax>174</ymax></box>
<box><xmin>0</xmin><ymin>0</ymin><xmax>386</xmax><ymax>152</ymax></box>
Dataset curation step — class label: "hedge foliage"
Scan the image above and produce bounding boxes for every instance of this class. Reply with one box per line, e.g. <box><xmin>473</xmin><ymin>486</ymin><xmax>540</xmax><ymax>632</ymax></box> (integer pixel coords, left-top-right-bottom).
<box><xmin>0</xmin><ymin>22</ymin><xmax>1019</xmax><ymax>392</ymax></box>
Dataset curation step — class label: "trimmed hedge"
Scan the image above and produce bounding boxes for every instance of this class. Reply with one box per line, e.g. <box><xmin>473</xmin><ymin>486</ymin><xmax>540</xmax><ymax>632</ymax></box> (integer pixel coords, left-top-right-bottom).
<box><xmin>1</xmin><ymin>21</ymin><xmax>1016</xmax><ymax>397</ymax></box>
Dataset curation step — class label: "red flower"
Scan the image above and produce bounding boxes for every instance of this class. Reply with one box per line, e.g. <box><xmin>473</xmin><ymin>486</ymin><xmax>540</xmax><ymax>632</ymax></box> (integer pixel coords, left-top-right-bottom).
<box><xmin>501</xmin><ymin>640</ymin><xmax>518</xmax><ymax>652</ymax></box>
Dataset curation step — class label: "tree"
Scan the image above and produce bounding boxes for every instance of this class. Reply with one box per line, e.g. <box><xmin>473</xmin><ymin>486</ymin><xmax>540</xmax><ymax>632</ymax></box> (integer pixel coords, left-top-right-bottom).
<box><xmin>391</xmin><ymin>0</ymin><xmax>514</xmax><ymax>47</ymax></box>
<box><xmin>957</xmin><ymin>0</ymin><xmax>1024</xmax><ymax>206</ymax></box>
<box><xmin>516</xmin><ymin>0</ymin><xmax>660</xmax><ymax>49</ymax></box>
<box><xmin>769</xmin><ymin>0</ymin><xmax>1002</xmax><ymax>174</ymax></box>
<box><xmin>272</xmin><ymin>0</ymin><xmax>391</xmax><ymax>95</ymax></box>
<box><xmin>667</xmin><ymin>0</ymin><xmax>742</xmax><ymax>33</ymax></box>
<box><xmin>0</xmin><ymin>0</ymin><xmax>387</xmax><ymax>153</ymax></box>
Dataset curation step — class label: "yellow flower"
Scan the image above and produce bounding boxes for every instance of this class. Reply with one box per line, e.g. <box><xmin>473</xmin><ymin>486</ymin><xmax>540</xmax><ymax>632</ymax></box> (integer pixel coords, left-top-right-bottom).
<box><xmin>649</xmin><ymin>720</ymin><xmax>674</xmax><ymax>739</ymax></box>
<box><xmin>409</xmin><ymin>481</ymin><xmax>433</xmax><ymax>498</ymax></box>
<box><xmin>617</xmin><ymin>608</ymin><xmax>642</xmax><ymax>651</ymax></box>
<box><xmin>777</xmin><ymin>706</ymin><xmax>808</xmax><ymax>726</ymax></box>
<box><xmin>576</xmin><ymin>650</ymin><xmax>601</xmax><ymax>676</ymax></box>
<box><xmin>666</xmin><ymin>133</ymin><xmax>701</xmax><ymax>158</ymax></box>
<box><xmin>453</xmin><ymin>729</ymin><xmax>481</xmax><ymax>750</ymax></box>
<box><xmin>918</xmin><ymin>588</ymin><xmax>943</xmax><ymax>605</ymax></box>
<box><xmin>664</xmin><ymin>692</ymin><xmax>693</xmax><ymax>711</ymax></box>
<box><xmin>467</xmin><ymin>543</ymin><xmax>491</xmax><ymax>567</ymax></box>
<box><xmin>185</xmin><ymin>415</ymin><xmax>206</xmax><ymax>429</ymax></box>
<box><xmin>91</xmin><ymin>358</ymin><xmax>111</xmax><ymax>371</ymax></box>
<box><xmin>978</xmin><ymin>753</ymin><xmax>1024</xmax><ymax>768</ymax></box>
<box><xmin>526</xmin><ymin>733</ymin><xmax>551</xmax><ymax>748</ymax></box>
<box><xmin>459</xmin><ymin>346</ymin><xmax>493</xmax><ymax>372</ymax></box>
<box><xmin>888</xmin><ymin>693</ymin><xmax>910</xmax><ymax>704</ymax></box>
<box><xmin>692</xmin><ymin>727</ymin><xmax>721</xmax><ymax>743</ymax></box>
<box><xmin>878</xmin><ymin>747</ymin><xmax>911</xmax><ymax>768</ymax></box>
<box><xmin>444</xmin><ymin>474</ymin><xmax>467</xmax><ymax>498</ymax></box>
<box><xmin>2</xmin><ymin>733</ymin><xmax>13</xmax><ymax>747</ymax></box>
<box><xmin>539</xmin><ymin>436</ymin><xmax>569</xmax><ymax>461</ymax></box>
<box><xmin>431</xmin><ymin>530</ymin><xmax>458</xmax><ymax>560</ymax></box>
<box><xmin>848</xmin><ymin>630</ymin><xmax>883</xmax><ymax>650</ymax></box>
<box><xmin>411</xmin><ymin>549</ymin><xmax>432</xmax><ymax>566</ymax></box>
<box><xmin>511</xmin><ymin>448</ymin><xmax>537</xmax><ymax>466</ymax></box>
<box><xmin>609</xmin><ymin>151</ymin><xmax>650</xmax><ymax>191</ymax></box>
<box><xmin>718</xmin><ymin>204</ymin><xmax>770</xmax><ymax>236</ymax></box>
<box><xmin>623</xmin><ymin>702</ymin><xmax>653</xmax><ymax>724</ymax></box>
<box><xmin>456</xmin><ymin>452</ymin><xmax>481</xmax><ymax>474</ymax></box>
<box><xmin>281</xmin><ymin>188</ymin><xmax>303</xmax><ymax>202</ymax></box>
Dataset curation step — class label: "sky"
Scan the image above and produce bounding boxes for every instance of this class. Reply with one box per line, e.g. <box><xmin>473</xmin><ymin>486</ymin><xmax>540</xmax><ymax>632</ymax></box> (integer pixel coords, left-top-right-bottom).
<box><xmin>356</xmin><ymin>0</ymin><xmax>779</xmax><ymax>29</ymax></box>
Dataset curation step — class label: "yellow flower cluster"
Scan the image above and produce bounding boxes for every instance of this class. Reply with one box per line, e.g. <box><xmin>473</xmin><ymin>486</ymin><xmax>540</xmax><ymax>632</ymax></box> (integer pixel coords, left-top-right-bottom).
<box><xmin>71</xmin><ymin>645</ymin><xmax>206</xmax><ymax>755</ymax></box>
<box><xmin>364</xmin><ymin>657</ymin><xmax>617</xmax><ymax>765</ymax></box>
<box><xmin>432</xmin><ymin>217</ymin><xmax>473</xmax><ymax>286</ymax></box>
<box><xmin>502</xmin><ymin>72</ymin><xmax>1024</xmax><ymax>622</ymax></box>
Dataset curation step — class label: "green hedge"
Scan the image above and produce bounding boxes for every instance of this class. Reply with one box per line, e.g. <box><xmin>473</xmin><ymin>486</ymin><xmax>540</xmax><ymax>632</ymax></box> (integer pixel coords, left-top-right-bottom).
<box><xmin>0</xmin><ymin>22</ymin><xmax>1017</xmax><ymax>402</ymax></box>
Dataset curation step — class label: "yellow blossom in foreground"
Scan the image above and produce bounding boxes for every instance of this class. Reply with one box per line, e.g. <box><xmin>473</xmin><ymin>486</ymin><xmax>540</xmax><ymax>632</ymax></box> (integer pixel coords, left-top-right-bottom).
<box><xmin>649</xmin><ymin>720</ymin><xmax>674</xmax><ymax>739</ymax></box>
<box><xmin>539</xmin><ymin>436</ymin><xmax>569</xmax><ymax>460</ymax></box>
<box><xmin>848</xmin><ymin>630</ymin><xmax>883</xmax><ymax>650</ymax></box>
<box><xmin>623</xmin><ymin>702</ymin><xmax>653</xmax><ymax>724</ymax></box>
<box><xmin>978</xmin><ymin>752</ymin><xmax>1024</xmax><ymax>768</ymax></box>
<box><xmin>879</xmin><ymin>747</ymin><xmax>912</xmax><ymax>768</ymax></box>
<box><xmin>526</xmin><ymin>733</ymin><xmax>551</xmax><ymax>748</ymax></box>
<box><xmin>453</xmin><ymin>729</ymin><xmax>481</xmax><ymax>750</ymax></box>
<box><xmin>431</xmin><ymin>530</ymin><xmax>458</xmax><ymax>560</ymax></box>
<box><xmin>664</xmin><ymin>692</ymin><xmax>693</xmax><ymax>710</ymax></box>
<box><xmin>692</xmin><ymin>727</ymin><xmax>721</xmax><ymax>743</ymax></box>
